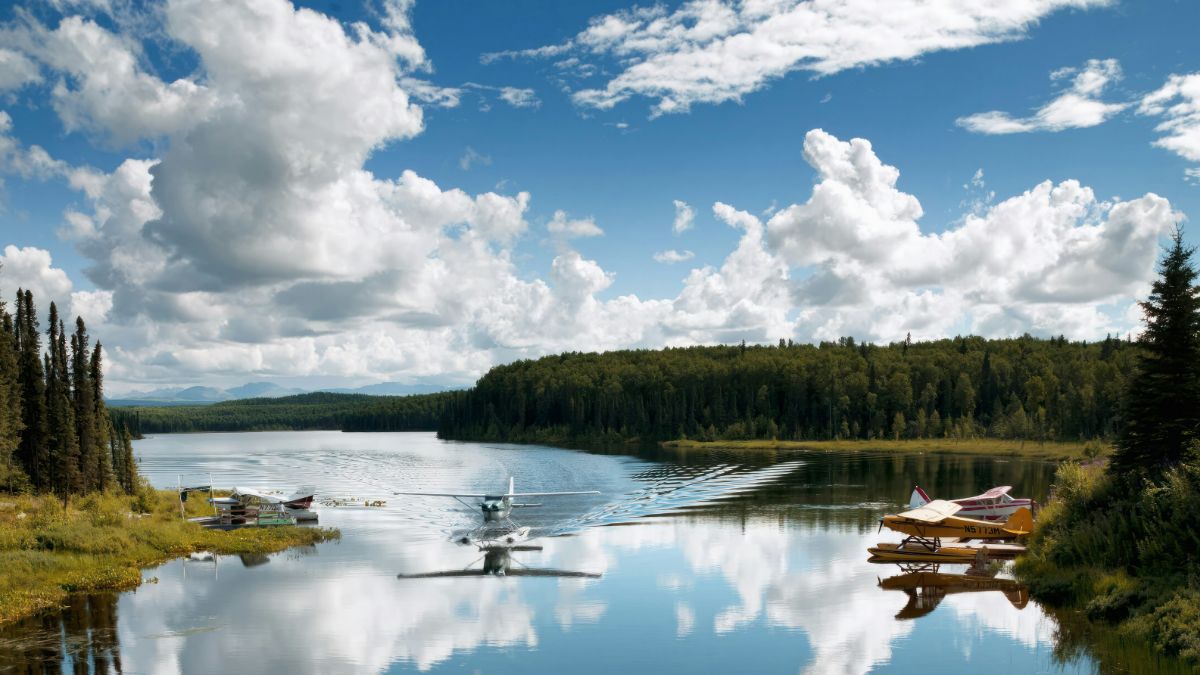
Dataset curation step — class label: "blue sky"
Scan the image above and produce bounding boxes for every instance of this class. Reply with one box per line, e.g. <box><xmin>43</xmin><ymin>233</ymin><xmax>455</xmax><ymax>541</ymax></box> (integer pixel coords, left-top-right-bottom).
<box><xmin>1</xmin><ymin>0</ymin><xmax>1198</xmax><ymax>393</ymax></box>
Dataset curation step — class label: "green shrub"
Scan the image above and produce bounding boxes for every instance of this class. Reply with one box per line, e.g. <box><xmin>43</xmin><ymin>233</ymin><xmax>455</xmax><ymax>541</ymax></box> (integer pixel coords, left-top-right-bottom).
<box><xmin>1020</xmin><ymin>459</ymin><xmax>1200</xmax><ymax>666</ymax></box>
<box><xmin>1143</xmin><ymin>591</ymin><xmax>1200</xmax><ymax>661</ymax></box>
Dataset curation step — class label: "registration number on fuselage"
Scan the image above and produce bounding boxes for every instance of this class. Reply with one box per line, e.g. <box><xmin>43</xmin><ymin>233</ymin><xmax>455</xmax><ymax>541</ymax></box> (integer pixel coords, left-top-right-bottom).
<box><xmin>961</xmin><ymin>525</ymin><xmax>1003</xmax><ymax>536</ymax></box>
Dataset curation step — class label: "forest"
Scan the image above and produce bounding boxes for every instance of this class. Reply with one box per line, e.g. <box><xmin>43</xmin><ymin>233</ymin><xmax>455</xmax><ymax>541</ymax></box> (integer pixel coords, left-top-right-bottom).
<box><xmin>0</xmin><ymin>289</ymin><xmax>138</xmax><ymax>497</ymax></box>
<box><xmin>436</xmin><ymin>334</ymin><xmax>1139</xmax><ymax>444</ymax></box>
<box><xmin>110</xmin><ymin>391</ymin><xmax>453</xmax><ymax>434</ymax></box>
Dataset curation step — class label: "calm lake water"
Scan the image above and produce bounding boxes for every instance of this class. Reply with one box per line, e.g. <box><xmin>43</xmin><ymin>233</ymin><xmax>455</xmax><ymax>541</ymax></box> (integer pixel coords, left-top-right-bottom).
<box><xmin>0</xmin><ymin>432</ymin><xmax>1179</xmax><ymax>673</ymax></box>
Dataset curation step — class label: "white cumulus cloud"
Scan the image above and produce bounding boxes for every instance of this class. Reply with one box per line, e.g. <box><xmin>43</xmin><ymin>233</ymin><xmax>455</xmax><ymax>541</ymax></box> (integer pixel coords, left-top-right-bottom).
<box><xmin>653</xmin><ymin>249</ymin><xmax>694</xmax><ymax>264</ymax></box>
<box><xmin>0</xmin><ymin>48</ymin><xmax>40</xmax><ymax>91</ymax></box>
<box><xmin>548</xmin><ymin>210</ymin><xmax>604</xmax><ymax>238</ymax></box>
<box><xmin>957</xmin><ymin>58</ymin><xmax>1127</xmax><ymax>134</ymax></box>
<box><xmin>672</xmin><ymin>199</ymin><xmax>695</xmax><ymax>234</ymax></box>
<box><xmin>764</xmin><ymin>129</ymin><xmax>1177</xmax><ymax>341</ymax></box>
<box><xmin>1138</xmin><ymin>72</ymin><xmax>1200</xmax><ymax>176</ymax></box>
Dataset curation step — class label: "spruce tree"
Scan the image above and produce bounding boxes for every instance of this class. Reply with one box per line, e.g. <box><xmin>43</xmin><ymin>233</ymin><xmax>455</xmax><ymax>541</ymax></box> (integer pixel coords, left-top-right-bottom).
<box><xmin>1112</xmin><ymin>228</ymin><xmax>1200</xmax><ymax>474</ymax></box>
<box><xmin>45</xmin><ymin>305</ymin><xmax>82</xmax><ymax>497</ymax></box>
<box><xmin>0</xmin><ymin>292</ymin><xmax>28</xmax><ymax>492</ymax></box>
<box><xmin>119</xmin><ymin>424</ymin><xmax>138</xmax><ymax>494</ymax></box>
<box><xmin>90</xmin><ymin>342</ymin><xmax>114</xmax><ymax>492</ymax></box>
<box><xmin>109</xmin><ymin>422</ymin><xmax>126</xmax><ymax>492</ymax></box>
<box><xmin>71</xmin><ymin>317</ymin><xmax>100</xmax><ymax>491</ymax></box>
<box><xmin>14</xmin><ymin>290</ymin><xmax>50</xmax><ymax>490</ymax></box>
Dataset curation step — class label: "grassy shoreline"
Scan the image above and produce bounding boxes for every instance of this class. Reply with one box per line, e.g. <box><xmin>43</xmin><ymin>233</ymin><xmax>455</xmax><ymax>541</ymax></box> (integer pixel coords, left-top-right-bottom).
<box><xmin>659</xmin><ymin>437</ymin><xmax>1105</xmax><ymax>461</ymax></box>
<box><xmin>0</xmin><ymin>489</ymin><xmax>339</xmax><ymax>624</ymax></box>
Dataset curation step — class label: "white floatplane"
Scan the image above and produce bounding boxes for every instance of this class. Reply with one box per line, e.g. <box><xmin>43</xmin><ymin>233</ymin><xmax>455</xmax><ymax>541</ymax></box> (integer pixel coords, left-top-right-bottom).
<box><xmin>909</xmin><ymin>484</ymin><xmax>1034</xmax><ymax>521</ymax></box>
<box><xmin>201</xmin><ymin>486</ymin><xmax>318</xmax><ymax>528</ymax></box>
<box><xmin>394</xmin><ymin>477</ymin><xmax>599</xmax><ymax>546</ymax></box>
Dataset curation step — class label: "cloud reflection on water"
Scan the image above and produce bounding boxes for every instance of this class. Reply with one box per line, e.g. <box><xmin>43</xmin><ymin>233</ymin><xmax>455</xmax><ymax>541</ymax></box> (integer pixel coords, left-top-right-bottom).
<box><xmin>92</xmin><ymin>432</ymin><xmax>1083</xmax><ymax>674</ymax></box>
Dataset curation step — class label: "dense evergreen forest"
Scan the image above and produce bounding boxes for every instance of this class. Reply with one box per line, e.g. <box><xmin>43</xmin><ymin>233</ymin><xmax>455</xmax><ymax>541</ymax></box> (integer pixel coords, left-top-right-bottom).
<box><xmin>0</xmin><ymin>289</ymin><xmax>138</xmax><ymax>496</ymax></box>
<box><xmin>110</xmin><ymin>391</ymin><xmax>453</xmax><ymax>435</ymax></box>
<box><xmin>437</xmin><ymin>335</ymin><xmax>1139</xmax><ymax>444</ymax></box>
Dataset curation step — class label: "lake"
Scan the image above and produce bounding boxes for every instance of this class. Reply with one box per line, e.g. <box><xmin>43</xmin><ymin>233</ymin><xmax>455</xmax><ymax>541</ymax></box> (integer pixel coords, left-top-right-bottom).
<box><xmin>0</xmin><ymin>432</ymin><xmax>1175</xmax><ymax>673</ymax></box>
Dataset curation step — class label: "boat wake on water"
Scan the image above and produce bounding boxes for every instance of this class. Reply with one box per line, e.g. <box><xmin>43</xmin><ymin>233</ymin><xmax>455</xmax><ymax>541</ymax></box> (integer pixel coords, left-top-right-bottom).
<box><xmin>387</xmin><ymin>460</ymin><xmax>803</xmax><ymax>545</ymax></box>
<box><xmin>541</xmin><ymin>460</ymin><xmax>803</xmax><ymax>538</ymax></box>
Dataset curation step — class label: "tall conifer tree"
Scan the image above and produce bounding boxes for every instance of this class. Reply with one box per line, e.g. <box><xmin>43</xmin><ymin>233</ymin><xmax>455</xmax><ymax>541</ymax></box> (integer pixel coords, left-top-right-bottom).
<box><xmin>0</xmin><ymin>291</ymin><xmax>28</xmax><ymax>492</ymax></box>
<box><xmin>90</xmin><ymin>342</ymin><xmax>114</xmax><ymax>492</ymax></box>
<box><xmin>71</xmin><ymin>317</ymin><xmax>101</xmax><ymax>491</ymax></box>
<box><xmin>1112</xmin><ymin>228</ymin><xmax>1200</xmax><ymax>473</ymax></box>
<box><xmin>45</xmin><ymin>304</ymin><xmax>82</xmax><ymax>497</ymax></box>
<box><xmin>14</xmin><ymin>290</ymin><xmax>50</xmax><ymax>490</ymax></box>
<box><xmin>119</xmin><ymin>424</ymin><xmax>137</xmax><ymax>494</ymax></box>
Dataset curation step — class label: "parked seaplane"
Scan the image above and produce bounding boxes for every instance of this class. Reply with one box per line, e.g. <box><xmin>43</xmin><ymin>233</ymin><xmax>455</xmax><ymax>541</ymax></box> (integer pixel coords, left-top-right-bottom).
<box><xmin>909</xmin><ymin>484</ymin><xmax>1034</xmax><ymax>521</ymax></box>
<box><xmin>394</xmin><ymin>477</ymin><xmax>599</xmax><ymax>546</ymax></box>
<box><xmin>396</xmin><ymin>545</ymin><xmax>602</xmax><ymax>579</ymax></box>
<box><xmin>212</xmin><ymin>486</ymin><xmax>319</xmax><ymax>522</ymax></box>
<box><xmin>868</xmin><ymin>499</ymin><xmax>1033</xmax><ymax>562</ymax></box>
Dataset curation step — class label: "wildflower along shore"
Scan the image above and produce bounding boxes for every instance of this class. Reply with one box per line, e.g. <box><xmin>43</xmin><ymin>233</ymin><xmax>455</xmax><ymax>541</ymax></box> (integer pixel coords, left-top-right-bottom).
<box><xmin>0</xmin><ymin>489</ymin><xmax>339</xmax><ymax>624</ymax></box>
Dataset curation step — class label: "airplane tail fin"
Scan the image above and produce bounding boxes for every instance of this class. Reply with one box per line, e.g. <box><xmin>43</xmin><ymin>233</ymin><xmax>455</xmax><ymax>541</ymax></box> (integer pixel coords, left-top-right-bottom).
<box><xmin>908</xmin><ymin>485</ymin><xmax>932</xmax><ymax>509</ymax></box>
<box><xmin>1004</xmin><ymin>507</ymin><xmax>1034</xmax><ymax>535</ymax></box>
<box><xmin>508</xmin><ymin>476</ymin><xmax>515</xmax><ymax>498</ymax></box>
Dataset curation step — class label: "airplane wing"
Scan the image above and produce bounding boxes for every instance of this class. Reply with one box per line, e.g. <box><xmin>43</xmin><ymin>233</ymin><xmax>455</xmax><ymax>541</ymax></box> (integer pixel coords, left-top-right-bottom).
<box><xmin>507</xmin><ymin>491</ymin><xmax>601</xmax><ymax>497</ymax></box>
<box><xmin>232</xmin><ymin>487</ymin><xmax>283</xmax><ymax>503</ymax></box>
<box><xmin>392</xmin><ymin>491</ymin><xmax>488</xmax><ymax>498</ymax></box>
<box><xmin>500</xmin><ymin>569</ymin><xmax>602</xmax><ymax>578</ymax></box>
<box><xmin>896</xmin><ymin>499</ymin><xmax>962</xmax><ymax>523</ymax></box>
<box><xmin>978</xmin><ymin>485</ymin><xmax>1013</xmax><ymax>499</ymax></box>
<box><xmin>396</xmin><ymin>570</ymin><xmax>487</xmax><ymax>578</ymax></box>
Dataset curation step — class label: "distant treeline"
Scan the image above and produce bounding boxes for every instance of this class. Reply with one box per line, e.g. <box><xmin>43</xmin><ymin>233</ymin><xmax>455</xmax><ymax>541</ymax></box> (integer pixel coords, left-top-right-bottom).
<box><xmin>110</xmin><ymin>391</ymin><xmax>454</xmax><ymax>435</ymax></box>
<box><xmin>436</xmin><ymin>335</ymin><xmax>1139</xmax><ymax>444</ymax></box>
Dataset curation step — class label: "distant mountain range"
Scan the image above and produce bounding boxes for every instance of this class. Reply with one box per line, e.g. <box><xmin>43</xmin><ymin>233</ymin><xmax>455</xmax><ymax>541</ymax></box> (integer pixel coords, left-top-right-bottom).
<box><xmin>106</xmin><ymin>381</ymin><xmax>454</xmax><ymax>406</ymax></box>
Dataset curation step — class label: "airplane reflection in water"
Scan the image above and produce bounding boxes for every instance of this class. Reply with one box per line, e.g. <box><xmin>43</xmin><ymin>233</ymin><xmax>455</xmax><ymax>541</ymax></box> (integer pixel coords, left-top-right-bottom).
<box><xmin>876</xmin><ymin>564</ymin><xmax>1030</xmax><ymax>620</ymax></box>
<box><xmin>397</xmin><ymin>546</ymin><xmax>602</xmax><ymax>579</ymax></box>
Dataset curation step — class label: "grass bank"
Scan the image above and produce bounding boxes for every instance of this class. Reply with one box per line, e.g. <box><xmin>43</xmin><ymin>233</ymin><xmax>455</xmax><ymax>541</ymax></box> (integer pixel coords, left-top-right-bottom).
<box><xmin>0</xmin><ymin>489</ymin><xmax>339</xmax><ymax>624</ymax></box>
<box><xmin>660</xmin><ymin>437</ymin><xmax>1106</xmax><ymax>461</ymax></box>
<box><xmin>1015</xmin><ymin>461</ymin><xmax>1200</xmax><ymax>665</ymax></box>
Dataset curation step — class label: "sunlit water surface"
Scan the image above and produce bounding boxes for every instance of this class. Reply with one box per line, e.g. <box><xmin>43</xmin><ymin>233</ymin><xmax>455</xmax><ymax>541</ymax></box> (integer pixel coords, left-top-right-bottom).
<box><xmin>0</xmin><ymin>432</ymin><xmax>1169</xmax><ymax>673</ymax></box>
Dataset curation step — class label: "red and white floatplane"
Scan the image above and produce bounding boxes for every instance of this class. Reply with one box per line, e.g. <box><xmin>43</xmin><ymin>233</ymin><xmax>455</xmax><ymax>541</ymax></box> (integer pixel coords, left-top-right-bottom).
<box><xmin>908</xmin><ymin>484</ymin><xmax>1034</xmax><ymax>522</ymax></box>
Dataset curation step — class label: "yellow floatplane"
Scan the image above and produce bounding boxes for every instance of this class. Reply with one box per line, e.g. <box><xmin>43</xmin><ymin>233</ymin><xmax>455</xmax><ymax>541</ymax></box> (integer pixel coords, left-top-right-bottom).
<box><xmin>868</xmin><ymin>499</ymin><xmax>1032</xmax><ymax>563</ymax></box>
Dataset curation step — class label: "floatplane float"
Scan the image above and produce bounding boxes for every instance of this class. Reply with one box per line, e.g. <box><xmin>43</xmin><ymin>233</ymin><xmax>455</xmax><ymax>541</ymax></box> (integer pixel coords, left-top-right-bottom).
<box><xmin>909</xmin><ymin>484</ymin><xmax>1035</xmax><ymax>521</ymax></box>
<box><xmin>394</xmin><ymin>477</ymin><xmax>599</xmax><ymax>547</ymax></box>
<box><xmin>868</xmin><ymin>499</ymin><xmax>1033</xmax><ymax>563</ymax></box>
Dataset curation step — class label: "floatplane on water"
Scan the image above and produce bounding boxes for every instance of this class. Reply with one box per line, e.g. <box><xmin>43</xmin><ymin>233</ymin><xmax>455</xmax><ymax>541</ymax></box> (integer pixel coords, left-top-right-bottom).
<box><xmin>394</xmin><ymin>477</ymin><xmax>599</xmax><ymax>547</ymax></box>
<box><xmin>179</xmin><ymin>476</ymin><xmax>318</xmax><ymax>528</ymax></box>
<box><xmin>909</xmin><ymin>484</ymin><xmax>1035</xmax><ymax>521</ymax></box>
<box><xmin>868</xmin><ymin>499</ymin><xmax>1033</xmax><ymax>563</ymax></box>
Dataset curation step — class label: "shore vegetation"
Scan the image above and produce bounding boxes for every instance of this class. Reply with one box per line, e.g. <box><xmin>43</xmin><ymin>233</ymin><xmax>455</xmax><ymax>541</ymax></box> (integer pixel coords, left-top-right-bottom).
<box><xmin>661</xmin><ymin>437</ymin><xmax>1108</xmax><ymax>461</ymax></box>
<box><xmin>1017</xmin><ymin>228</ymin><xmax>1200</xmax><ymax>665</ymax></box>
<box><xmin>0</xmin><ymin>487</ymin><xmax>339</xmax><ymax>624</ymax></box>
